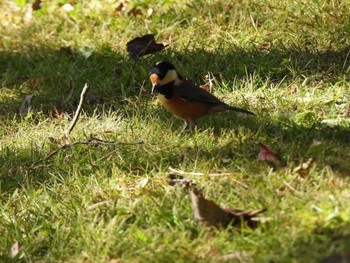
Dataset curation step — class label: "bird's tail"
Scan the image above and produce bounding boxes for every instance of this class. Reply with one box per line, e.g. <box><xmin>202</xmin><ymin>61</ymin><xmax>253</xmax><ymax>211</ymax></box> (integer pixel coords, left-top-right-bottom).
<box><xmin>228</xmin><ymin>106</ymin><xmax>255</xmax><ymax>116</ymax></box>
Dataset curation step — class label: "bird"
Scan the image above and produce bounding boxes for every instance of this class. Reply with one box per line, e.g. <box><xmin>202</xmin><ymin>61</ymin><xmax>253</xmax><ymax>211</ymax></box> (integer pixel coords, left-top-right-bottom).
<box><xmin>149</xmin><ymin>61</ymin><xmax>255</xmax><ymax>131</ymax></box>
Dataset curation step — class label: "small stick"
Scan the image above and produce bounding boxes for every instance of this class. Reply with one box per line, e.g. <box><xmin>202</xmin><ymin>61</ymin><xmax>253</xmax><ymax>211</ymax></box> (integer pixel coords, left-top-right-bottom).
<box><xmin>64</xmin><ymin>83</ymin><xmax>89</xmax><ymax>140</ymax></box>
<box><xmin>28</xmin><ymin>138</ymin><xmax>144</xmax><ymax>171</ymax></box>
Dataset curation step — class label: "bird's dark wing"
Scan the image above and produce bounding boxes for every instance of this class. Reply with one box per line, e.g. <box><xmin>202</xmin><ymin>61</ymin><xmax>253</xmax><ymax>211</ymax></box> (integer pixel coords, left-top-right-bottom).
<box><xmin>174</xmin><ymin>81</ymin><xmax>225</xmax><ymax>105</ymax></box>
<box><xmin>174</xmin><ymin>80</ymin><xmax>255</xmax><ymax>115</ymax></box>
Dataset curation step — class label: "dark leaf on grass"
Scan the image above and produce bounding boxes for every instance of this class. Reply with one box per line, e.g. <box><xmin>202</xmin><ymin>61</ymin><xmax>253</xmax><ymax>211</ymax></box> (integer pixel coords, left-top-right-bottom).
<box><xmin>126</xmin><ymin>34</ymin><xmax>167</xmax><ymax>60</ymax></box>
<box><xmin>10</xmin><ymin>241</ymin><xmax>19</xmax><ymax>258</ymax></box>
<box><xmin>32</xmin><ymin>0</ymin><xmax>42</xmax><ymax>11</ymax></box>
<box><xmin>189</xmin><ymin>187</ymin><xmax>267</xmax><ymax>228</ymax></box>
<box><xmin>258</xmin><ymin>142</ymin><xmax>284</xmax><ymax>167</ymax></box>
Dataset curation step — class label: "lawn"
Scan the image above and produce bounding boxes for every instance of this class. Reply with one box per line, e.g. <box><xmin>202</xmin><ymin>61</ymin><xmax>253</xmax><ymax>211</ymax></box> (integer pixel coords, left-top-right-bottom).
<box><xmin>1</xmin><ymin>0</ymin><xmax>350</xmax><ymax>262</ymax></box>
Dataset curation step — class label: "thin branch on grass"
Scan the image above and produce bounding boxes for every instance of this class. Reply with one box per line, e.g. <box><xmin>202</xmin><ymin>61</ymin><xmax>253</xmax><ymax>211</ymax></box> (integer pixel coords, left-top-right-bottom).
<box><xmin>168</xmin><ymin>167</ymin><xmax>248</xmax><ymax>189</ymax></box>
<box><xmin>29</xmin><ymin>137</ymin><xmax>144</xmax><ymax>171</ymax></box>
<box><xmin>63</xmin><ymin>83</ymin><xmax>89</xmax><ymax>140</ymax></box>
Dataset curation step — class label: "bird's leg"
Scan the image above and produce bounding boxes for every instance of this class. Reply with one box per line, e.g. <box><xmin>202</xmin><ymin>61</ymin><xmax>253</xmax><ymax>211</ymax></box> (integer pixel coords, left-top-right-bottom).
<box><xmin>180</xmin><ymin>120</ymin><xmax>197</xmax><ymax>133</ymax></box>
<box><xmin>188</xmin><ymin>121</ymin><xmax>197</xmax><ymax>132</ymax></box>
<box><xmin>180</xmin><ymin>120</ymin><xmax>189</xmax><ymax>133</ymax></box>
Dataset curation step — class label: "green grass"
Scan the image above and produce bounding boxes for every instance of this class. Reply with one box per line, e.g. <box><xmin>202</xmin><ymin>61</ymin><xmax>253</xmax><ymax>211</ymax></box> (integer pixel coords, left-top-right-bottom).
<box><xmin>1</xmin><ymin>0</ymin><xmax>350</xmax><ymax>262</ymax></box>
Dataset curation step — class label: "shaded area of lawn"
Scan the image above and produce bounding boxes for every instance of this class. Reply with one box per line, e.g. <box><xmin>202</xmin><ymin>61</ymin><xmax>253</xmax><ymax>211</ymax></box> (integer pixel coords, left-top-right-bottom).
<box><xmin>1</xmin><ymin>45</ymin><xmax>350</xmax><ymax>116</ymax></box>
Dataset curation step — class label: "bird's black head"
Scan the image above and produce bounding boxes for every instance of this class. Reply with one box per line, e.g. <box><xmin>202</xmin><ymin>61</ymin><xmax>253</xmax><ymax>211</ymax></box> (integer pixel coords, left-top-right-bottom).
<box><xmin>149</xmin><ymin>61</ymin><xmax>176</xmax><ymax>80</ymax></box>
<box><xmin>149</xmin><ymin>61</ymin><xmax>179</xmax><ymax>93</ymax></box>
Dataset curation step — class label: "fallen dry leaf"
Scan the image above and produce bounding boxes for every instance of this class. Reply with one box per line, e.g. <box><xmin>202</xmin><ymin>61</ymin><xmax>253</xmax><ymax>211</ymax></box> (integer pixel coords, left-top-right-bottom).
<box><xmin>189</xmin><ymin>188</ymin><xmax>267</xmax><ymax>228</ymax></box>
<box><xmin>10</xmin><ymin>241</ymin><xmax>19</xmax><ymax>258</ymax></box>
<box><xmin>126</xmin><ymin>34</ymin><xmax>167</xmax><ymax>60</ymax></box>
<box><xmin>258</xmin><ymin>142</ymin><xmax>284</xmax><ymax>168</ymax></box>
<box><xmin>293</xmin><ymin>158</ymin><xmax>314</xmax><ymax>176</ymax></box>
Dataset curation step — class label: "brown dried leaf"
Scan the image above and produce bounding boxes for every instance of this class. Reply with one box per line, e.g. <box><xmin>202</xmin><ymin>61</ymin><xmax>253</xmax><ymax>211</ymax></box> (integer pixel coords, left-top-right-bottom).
<box><xmin>189</xmin><ymin>188</ymin><xmax>267</xmax><ymax>228</ymax></box>
<box><xmin>126</xmin><ymin>34</ymin><xmax>167</xmax><ymax>60</ymax></box>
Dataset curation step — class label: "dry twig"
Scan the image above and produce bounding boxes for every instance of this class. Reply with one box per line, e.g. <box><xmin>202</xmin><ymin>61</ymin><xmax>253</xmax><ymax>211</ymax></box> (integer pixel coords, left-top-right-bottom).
<box><xmin>63</xmin><ymin>83</ymin><xmax>89</xmax><ymax>141</ymax></box>
<box><xmin>28</xmin><ymin>137</ymin><xmax>144</xmax><ymax>170</ymax></box>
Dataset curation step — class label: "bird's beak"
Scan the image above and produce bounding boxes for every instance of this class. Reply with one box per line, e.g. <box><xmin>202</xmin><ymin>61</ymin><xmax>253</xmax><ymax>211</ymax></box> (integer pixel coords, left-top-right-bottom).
<box><xmin>150</xmin><ymin>73</ymin><xmax>160</xmax><ymax>94</ymax></box>
<box><xmin>151</xmin><ymin>83</ymin><xmax>157</xmax><ymax>94</ymax></box>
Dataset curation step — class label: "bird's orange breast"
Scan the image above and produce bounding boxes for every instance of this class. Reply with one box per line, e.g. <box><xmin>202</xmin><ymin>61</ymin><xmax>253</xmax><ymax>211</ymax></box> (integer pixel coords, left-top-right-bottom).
<box><xmin>157</xmin><ymin>92</ymin><xmax>211</xmax><ymax>121</ymax></box>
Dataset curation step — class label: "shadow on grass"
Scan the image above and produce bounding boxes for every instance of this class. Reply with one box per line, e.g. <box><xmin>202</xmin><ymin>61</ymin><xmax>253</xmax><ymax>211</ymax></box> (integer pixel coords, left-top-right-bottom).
<box><xmin>282</xmin><ymin>224</ymin><xmax>350</xmax><ymax>262</ymax></box>
<box><xmin>1</xmin><ymin>45</ymin><xmax>350</xmax><ymax>115</ymax></box>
